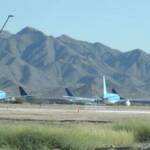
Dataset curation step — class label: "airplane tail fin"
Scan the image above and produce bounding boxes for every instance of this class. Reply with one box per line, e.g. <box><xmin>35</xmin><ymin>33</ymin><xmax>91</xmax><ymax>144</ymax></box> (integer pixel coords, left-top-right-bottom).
<box><xmin>112</xmin><ymin>88</ymin><xmax>118</xmax><ymax>94</ymax></box>
<box><xmin>112</xmin><ymin>88</ymin><xmax>124</xmax><ymax>99</ymax></box>
<box><xmin>19</xmin><ymin>86</ymin><xmax>28</xmax><ymax>96</ymax></box>
<box><xmin>65</xmin><ymin>88</ymin><xmax>74</xmax><ymax>96</ymax></box>
<box><xmin>103</xmin><ymin>76</ymin><xmax>107</xmax><ymax>96</ymax></box>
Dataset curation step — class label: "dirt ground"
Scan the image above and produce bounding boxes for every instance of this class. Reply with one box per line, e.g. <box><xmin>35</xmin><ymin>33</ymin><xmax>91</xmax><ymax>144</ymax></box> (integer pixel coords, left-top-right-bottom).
<box><xmin>0</xmin><ymin>104</ymin><xmax>149</xmax><ymax>123</ymax></box>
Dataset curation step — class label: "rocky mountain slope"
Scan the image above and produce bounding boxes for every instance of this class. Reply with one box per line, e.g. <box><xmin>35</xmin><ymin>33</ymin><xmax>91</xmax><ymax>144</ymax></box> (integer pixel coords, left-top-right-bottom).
<box><xmin>0</xmin><ymin>27</ymin><xmax>150</xmax><ymax>98</ymax></box>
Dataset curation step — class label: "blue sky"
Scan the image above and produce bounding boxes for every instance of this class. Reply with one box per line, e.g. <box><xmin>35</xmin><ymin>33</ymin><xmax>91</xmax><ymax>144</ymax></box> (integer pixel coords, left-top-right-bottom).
<box><xmin>0</xmin><ymin>0</ymin><xmax>150</xmax><ymax>52</ymax></box>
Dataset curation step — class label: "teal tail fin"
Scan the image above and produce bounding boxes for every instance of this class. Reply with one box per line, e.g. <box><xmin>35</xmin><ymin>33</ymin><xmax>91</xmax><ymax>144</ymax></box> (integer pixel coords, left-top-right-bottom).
<box><xmin>103</xmin><ymin>76</ymin><xmax>107</xmax><ymax>96</ymax></box>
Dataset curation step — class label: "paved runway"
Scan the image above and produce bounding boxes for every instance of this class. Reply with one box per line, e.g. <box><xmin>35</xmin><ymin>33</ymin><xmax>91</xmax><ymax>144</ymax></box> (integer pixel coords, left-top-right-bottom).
<box><xmin>0</xmin><ymin>106</ymin><xmax>150</xmax><ymax>114</ymax></box>
<box><xmin>0</xmin><ymin>104</ymin><xmax>149</xmax><ymax>122</ymax></box>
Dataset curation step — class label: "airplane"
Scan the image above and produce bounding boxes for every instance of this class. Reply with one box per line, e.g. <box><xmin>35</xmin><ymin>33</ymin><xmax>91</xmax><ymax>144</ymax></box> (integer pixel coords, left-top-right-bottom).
<box><xmin>101</xmin><ymin>76</ymin><xmax>131</xmax><ymax>106</ymax></box>
<box><xmin>18</xmin><ymin>87</ymin><xmax>72</xmax><ymax>104</ymax></box>
<box><xmin>18</xmin><ymin>86</ymin><xmax>41</xmax><ymax>101</ymax></box>
<box><xmin>63</xmin><ymin>88</ymin><xmax>98</xmax><ymax>104</ymax></box>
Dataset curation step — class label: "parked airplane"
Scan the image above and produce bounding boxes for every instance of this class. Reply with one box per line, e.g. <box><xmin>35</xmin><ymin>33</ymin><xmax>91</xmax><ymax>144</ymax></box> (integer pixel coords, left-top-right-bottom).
<box><xmin>18</xmin><ymin>87</ymin><xmax>75</xmax><ymax>104</ymax></box>
<box><xmin>63</xmin><ymin>88</ymin><xmax>98</xmax><ymax>104</ymax></box>
<box><xmin>102</xmin><ymin>76</ymin><xmax>131</xmax><ymax>106</ymax></box>
<box><xmin>18</xmin><ymin>86</ymin><xmax>39</xmax><ymax>101</ymax></box>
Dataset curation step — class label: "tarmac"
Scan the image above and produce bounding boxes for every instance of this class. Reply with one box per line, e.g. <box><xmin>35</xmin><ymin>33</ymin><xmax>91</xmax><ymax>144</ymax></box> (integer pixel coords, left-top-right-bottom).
<box><xmin>0</xmin><ymin>104</ymin><xmax>148</xmax><ymax>122</ymax></box>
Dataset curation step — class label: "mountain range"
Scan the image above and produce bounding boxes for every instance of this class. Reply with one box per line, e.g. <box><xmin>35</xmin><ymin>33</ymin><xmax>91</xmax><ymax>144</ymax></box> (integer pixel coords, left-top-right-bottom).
<box><xmin>0</xmin><ymin>26</ymin><xmax>150</xmax><ymax>98</ymax></box>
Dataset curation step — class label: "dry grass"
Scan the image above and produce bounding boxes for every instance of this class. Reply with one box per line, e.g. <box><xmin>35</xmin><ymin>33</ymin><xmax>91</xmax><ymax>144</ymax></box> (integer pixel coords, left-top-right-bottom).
<box><xmin>0</xmin><ymin>104</ymin><xmax>148</xmax><ymax>149</ymax></box>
